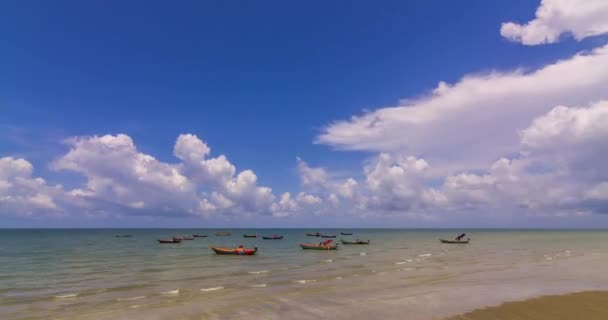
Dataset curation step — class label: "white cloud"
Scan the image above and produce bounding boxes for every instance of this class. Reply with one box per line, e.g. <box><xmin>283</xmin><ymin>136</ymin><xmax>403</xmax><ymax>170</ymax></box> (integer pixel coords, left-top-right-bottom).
<box><xmin>0</xmin><ymin>157</ymin><xmax>67</xmax><ymax>216</ymax></box>
<box><xmin>52</xmin><ymin>134</ymin><xmax>201</xmax><ymax>216</ymax></box>
<box><xmin>500</xmin><ymin>0</ymin><xmax>608</xmax><ymax>45</ymax></box>
<box><xmin>296</xmin><ymin>157</ymin><xmax>329</xmax><ymax>188</ymax></box>
<box><xmin>317</xmin><ymin>44</ymin><xmax>608</xmax><ymax>174</ymax></box>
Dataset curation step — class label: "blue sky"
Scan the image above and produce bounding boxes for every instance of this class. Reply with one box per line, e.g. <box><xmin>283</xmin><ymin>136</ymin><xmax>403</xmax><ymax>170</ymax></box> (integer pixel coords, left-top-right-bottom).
<box><xmin>2</xmin><ymin>0</ymin><xmax>608</xmax><ymax>227</ymax></box>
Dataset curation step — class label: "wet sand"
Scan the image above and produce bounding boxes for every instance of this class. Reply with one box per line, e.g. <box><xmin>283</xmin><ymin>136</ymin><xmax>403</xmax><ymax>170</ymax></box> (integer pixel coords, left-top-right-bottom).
<box><xmin>447</xmin><ymin>291</ymin><xmax>608</xmax><ymax>320</ymax></box>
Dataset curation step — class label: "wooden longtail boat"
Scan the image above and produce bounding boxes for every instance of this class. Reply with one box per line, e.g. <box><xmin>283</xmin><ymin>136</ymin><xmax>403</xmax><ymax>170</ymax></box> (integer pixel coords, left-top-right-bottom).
<box><xmin>306</xmin><ymin>233</ymin><xmax>321</xmax><ymax>237</ymax></box>
<box><xmin>215</xmin><ymin>232</ymin><xmax>232</xmax><ymax>236</ymax></box>
<box><xmin>210</xmin><ymin>246</ymin><xmax>257</xmax><ymax>255</ymax></box>
<box><xmin>115</xmin><ymin>234</ymin><xmax>133</xmax><ymax>237</ymax></box>
<box><xmin>340</xmin><ymin>232</ymin><xmax>353</xmax><ymax>235</ymax></box>
<box><xmin>262</xmin><ymin>235</ymin><xmax>283</xmax><ymax>240</ymax></box>
<box><xmin>299</xmin><ymin>243</ymin><xmax>338</xmax><ymax>250</ymax></box>
<box><xmin>193</xmin><ymin>234</ymin><xmax>208</xmax><ymax>237</ymax></box>
<box><xmin>340</xmin><ymin>239</ymin><xmax>370</xmax><ymax>245</ymax></box>
<box><xmin>321</xmin><ymin>235</ymin><xmax>336</xmax><ymax>238</ymax></box>
<box><xmin>243</xmin><ymin>234</ymin><xmax>258</xmax><ymax>238</ymax></box>
<box><xmin>158</xmin><ymin>238</ymin><xmax>182</xmax><ymax>244</ymax></box>
<box><xmin>439</xmin><ymin>239</ymin><xmax>470</xmax><ymax>244</ymax></box>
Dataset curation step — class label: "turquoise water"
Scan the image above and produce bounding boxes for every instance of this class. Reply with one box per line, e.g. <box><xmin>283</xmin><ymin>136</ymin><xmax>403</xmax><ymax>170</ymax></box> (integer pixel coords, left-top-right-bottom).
<box><xmin>2</xmin><ymin>229</ymin><xmax>608</xmax><ymax>319</ymax></box>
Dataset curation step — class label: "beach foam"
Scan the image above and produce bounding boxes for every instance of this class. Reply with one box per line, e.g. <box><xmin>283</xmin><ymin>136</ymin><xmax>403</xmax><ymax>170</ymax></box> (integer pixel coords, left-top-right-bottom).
<box><xmin>54</xmin><ymin>293</ymin><xmax>78</xmax><ymax>299</ymax></box>
<box><xmin>293</xmin><ymin>280</ymin><xmax>316</xmax><ymax>284</ymax></box>
<box><xmin>200</xmin><ymin>287</ymin><xmax>224</xmax><ymax>292</ymax></box>
<box><xmin>248</xmin><ymin>270</ymin><xmax>269</xmax><ymax>274</ymax></box>
<box><xmin>161</xmin><ymin>289</ymin><xmax>179</xmax><ymax>295</ymax></box>
<box><xmin>117</xmin><ymin>296</ymin><xmax>146</xmax><ymax>301</ymax></box>
<box><xmin>250</xmin><ymin>284</ymin><xmax>267</xmax><ymax>288</ymax></box>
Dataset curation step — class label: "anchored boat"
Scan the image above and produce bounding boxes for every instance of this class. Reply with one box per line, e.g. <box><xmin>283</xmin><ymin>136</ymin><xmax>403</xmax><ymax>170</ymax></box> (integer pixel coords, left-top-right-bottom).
<box><xmin>210</xmin><ymin>246</ymin><xmax>257</xmax><ymax>255</ymax></box>
<box><xmin>340</xmin><ymin>239</ymin><xmax>370</xmax><ymax>245</ymax></box>
<box><xmin>299</xmin><ymin>243</ymin><xmax>338</xmax><ymax>250</ymax></box>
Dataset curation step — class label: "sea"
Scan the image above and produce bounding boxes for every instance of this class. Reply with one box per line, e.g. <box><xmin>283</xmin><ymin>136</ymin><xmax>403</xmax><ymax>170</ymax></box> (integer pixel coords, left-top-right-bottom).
<box><xmin>2</xmin><ymin>229</ymin><xmax>608</xmax><ymax>320</ymax></box>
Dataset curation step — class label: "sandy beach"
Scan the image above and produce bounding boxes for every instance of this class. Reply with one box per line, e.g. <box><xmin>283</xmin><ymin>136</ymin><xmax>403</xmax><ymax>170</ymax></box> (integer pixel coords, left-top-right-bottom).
<box><xmin>447</xmin><ymin>291</ymin><xmax>608</xmax><ymax>320</ymax></box>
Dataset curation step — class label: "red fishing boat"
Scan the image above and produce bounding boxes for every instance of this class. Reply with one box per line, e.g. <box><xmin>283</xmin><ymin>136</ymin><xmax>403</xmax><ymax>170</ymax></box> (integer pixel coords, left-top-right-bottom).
<box><xmin>210</xmin><ymin>246</ymin><xmax>258</xmax><ymax>255</ymax></box>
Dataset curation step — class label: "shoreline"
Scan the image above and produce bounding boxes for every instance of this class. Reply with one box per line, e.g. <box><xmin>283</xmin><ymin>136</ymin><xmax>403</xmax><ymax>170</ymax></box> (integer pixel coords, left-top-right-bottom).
<box><xmin>446</xmin><ymin>291</ymin><xmax>608</xmax><ymax>320</ymax></box>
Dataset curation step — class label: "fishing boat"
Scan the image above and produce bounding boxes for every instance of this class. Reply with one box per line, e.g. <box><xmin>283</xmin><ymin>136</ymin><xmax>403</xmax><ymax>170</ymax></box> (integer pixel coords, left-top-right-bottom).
<box><xmin>173</xmin><ymin>236</ymin><xmax>184</xmax><ymax>241</ymax></box>
<box><xmin>243</xmin><ymin>234</ymin><xmax>258</xmax><ymax>238</ymax></box>
<box><xmin>440</xmin><ymin>239</ymin><xmax>470</xmax><ymax>244</ymax></box>
<box><xmin>299</xmin><ymin>243</ymin><xmax>338</xmax><ymax>250</ymax></box>
<box><xmin>306</xmin><ymin>232</ymin><xmax>321</xmax><ymax>237</ymax></box>
<box><xmin>210</xmin><ymin>246</ymin><xmax>257</xmax><ymax>255</ymax></box>
<box><xmin>215</xmin><ymin>232</ymin><xmax>232</xmax><ymax>236</ymax></box>
<box><xmin>321</xmin><ymin>234</ymin><xmax>336</xmax><ymax>238</ymax></box>
<box><xmin>262</xmin><ymin>235</ymin><xmax>283</xmax><ymax>240</ymax></box>
<box><xmin>115</xmin><ymin>234</ymin><xmax>133</xmax><ymax>237</ymax></box>
<box><xmin>340</xmin><ymin>239</ymin><xmax>370</xmax><ymax>245</ymax></box>
<box><xmin>340</xmin><ymin>232</ymin><xmax>353</xmax><ymax>235</ymax></box>
<box><xmin>158</xmin><ymin>237</ymin><xmax>182</xmax><ymax>244</ymax></box>
<box><xmin>193</xmin><ymin>234</ymin><xmax>208</xmax><ymax>237</ymax></box>
<box><xmin>182</xmin><ymin>236</ymin><xmax>194</xmax><ymax>240</ymax></box>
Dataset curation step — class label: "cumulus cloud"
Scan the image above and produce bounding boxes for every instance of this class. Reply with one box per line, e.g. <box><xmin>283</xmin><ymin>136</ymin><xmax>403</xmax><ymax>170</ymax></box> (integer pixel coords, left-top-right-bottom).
<box><xmin>317</xmin><ymin>44</ymin><xmax>608</xmax><ymax>174</ymax></box>
<box><xmin>500</xmin><ymin>0</ymin><xmax>608</xmax><ymax>45</ymax></box>
<box><xmin>52</xmin><ymin>134</ymin><xmax>201</xmax><ymax>216</ymax></box>
<box><xmin>0</xmin><ymin>157</ymin><xmax>69</xmax><ymax>216</ymax></box>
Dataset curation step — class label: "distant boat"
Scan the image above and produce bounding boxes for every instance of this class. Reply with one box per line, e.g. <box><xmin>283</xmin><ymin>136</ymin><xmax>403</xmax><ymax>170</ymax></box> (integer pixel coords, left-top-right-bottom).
<box><xmin>210</xmin><ymin>246</ymin><xmax>257</xmax><ymax>255</ymax></box>
<box><xmin>181</xmin><ymin>236</ymin><xmax>194</xmax><ymax>240</ymax></box>
<box><xmin>321</xmin><ymin>235</ymin><xmax>336</xmax><ymax>238</ymax></box>
<box><xmin>340</xmin><ymin>232</ymin><xmax>353</xmax><ymax>235</ymax></box>
<box><xmin>306</xmin><ymin>232</ymin><xmax>321</xmax><ymax>237</ymax></box>
<box><xmin>440</xmin><ymin>239</ymin><xmax>470</xmax><ymax>244</ymax></box>
<box><xmin>262</xmin><ymin>235</ymin><xmax>283</xmax><ymax>240</ymax></box>
<box><xmin>115</xmin><ymin>234</ymin><xmax>133</xmax><ymax>237</ymax></box>
<box><xmin>340</xmin><ymin>239</ymin><xmax>369</xmax><ymax>245</ymax></box>
<box><xmin>193</xmin><ymin>234</ymin><xmax>208</xmax><ymax>237</ymax></box>
<box><xmin>243</xmin><ymin>234</ymin><xmax>258</xmax><ymax>238</ymax></box>
<box><xmin>215</xmin><ymin>232</ymin><xmax>232</xmax><ymax>236</ymax></box>
<box><xmin>158</xmin><ymin>238</ymin><xmax>182</xmax><ymax>244</ymax></box>
<box><xmin>299</xmin><ymin>243</ymin><xmax>338</xmax><ymax>250</ymax></box>
<box><xmin>173</xmin><ymin>236</ymin><xmax>184</xmax><ymax>241</ymax></box>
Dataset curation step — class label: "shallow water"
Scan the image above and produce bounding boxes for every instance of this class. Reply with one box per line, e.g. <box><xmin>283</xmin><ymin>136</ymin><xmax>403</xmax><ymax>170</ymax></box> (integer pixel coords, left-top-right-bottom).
<box><xmin>2</xmin><ymin>229</ymin><xmax>608</xmax><ymax>319</ymax></box>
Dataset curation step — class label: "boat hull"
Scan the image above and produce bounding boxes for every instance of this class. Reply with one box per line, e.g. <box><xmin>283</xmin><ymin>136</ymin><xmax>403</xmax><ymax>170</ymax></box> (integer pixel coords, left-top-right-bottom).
<box><xmin>262</xmin><ymin>236</ymin><xmax>283</xmax><ymax>240</ymax></box>
<box><xmin>193</xmin><ymin>234</ymin><xmax>208</xmax><ymax>237</ymax></box>
<box><xmin>243</xmin><ymin>235</ymin><xmax>258</xmax><ymax>238</ymax></box>
<box><xmin>211</xmin><ymin>247</ymin><xmax>257</xmax><ymax>255</ymax></box>
<box><xmin>158</xmin><ymin>239</ymin><xmax>182</xmax><ymax>244</ymax></box>
<box><xmin>321</xmin><ymin>235</ymin><xmax>336</xmax><ymax>238</ymax></box>
<box><xmin>340</xmin><ymin>240</ymin><xmax>370</xmax><ymax>245</ymax></box>
<box><xmin>440</xmin><ymin>239</ymin><xmax>470</xmax><ymax>244</ymax></box>
<box><xmin>299</xmin><ymin>243</ymin><xmax>338</xmax><ymax>250</ymax></box>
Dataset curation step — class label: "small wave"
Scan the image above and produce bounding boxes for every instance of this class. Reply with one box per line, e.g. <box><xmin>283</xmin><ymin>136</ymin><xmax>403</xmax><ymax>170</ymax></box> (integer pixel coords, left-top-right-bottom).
<box><xmin>418</xmin><ymin>253</ymin><xmax>432</xmax><ymax>257</ymax></box>
<box><xmin>406</xmin><ymin>259</ymin><xmax>413</xmax><ymax>262</ymax></box>
<box><xmin>200</xmin><ymin>286</ymin><xmax>224</xmax><ymax>292</ymax></box>
<box><xmin>248</xmin><ymin>270</ymin><xmax>269</xmax><ymax>274</ymax></box>
<box><xmin>117</xmin><ymin>296</ymin><xmax>146</xmax><ymax>301</ymax></box>
<box><xmin>55</xmin><ymin>293</ymin><xmax>78</xmax><ymax>299</ymax></box>
<box><xmin>402</xmin><ymin>268</ymin><xmax>414</xmax><ymax>271</ymax></box>
<box><xmin>335</xmin><ymin>276</ymin><xmax>343</xmax><ymax>280</ymax></box>
<box><xmin>322</xmin><ymin>259</ymin><xmax>333</xmax><ymax>263</ymax></box>
<box><xmin>250</xmin><ymin>284</ymin><xmax>267</xmax><ymax>288</ymax></box>
<box><xmin>359</xmin><ymin>252</ymin><xmax>367</xmax><ymax>256</ymax></box>
<box><xmin>161</xmin><ymin>289</ymin><xmax>179</xmax><ymax>295</ymax></box>
<box><xmin>395</xmin><ymin>261</ymin><xmax>407</xmax><ymax>265</ymax></box>
<box><xmin>293</xmin><ymin>279</ymin><xmax>316</xmax><ymax>284</ymax></box>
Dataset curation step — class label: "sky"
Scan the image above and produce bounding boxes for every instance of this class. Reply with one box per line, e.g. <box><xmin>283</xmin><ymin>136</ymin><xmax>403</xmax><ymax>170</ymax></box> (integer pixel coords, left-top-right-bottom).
<box><xmin>2</xmin><ymin>0</ymin><xmax>608</xmax><ymax>228</ymax></box>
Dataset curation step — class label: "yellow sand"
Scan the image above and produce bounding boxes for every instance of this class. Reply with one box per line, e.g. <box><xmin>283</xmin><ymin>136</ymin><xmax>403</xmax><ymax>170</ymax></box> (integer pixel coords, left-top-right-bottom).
<box><xmin>447</xmin><ymin>291</ymin><xmax>608</xmax><ymax>320</ymax></box>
